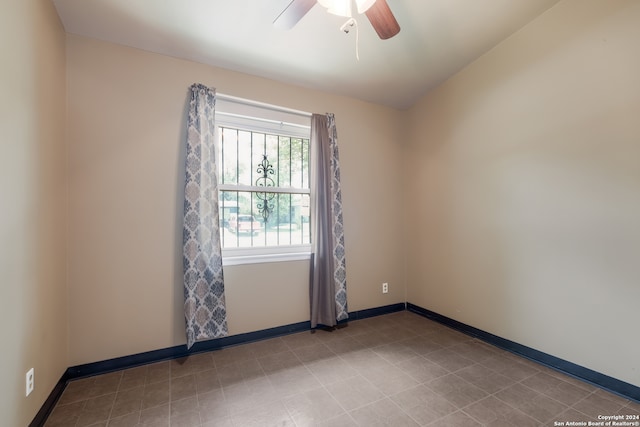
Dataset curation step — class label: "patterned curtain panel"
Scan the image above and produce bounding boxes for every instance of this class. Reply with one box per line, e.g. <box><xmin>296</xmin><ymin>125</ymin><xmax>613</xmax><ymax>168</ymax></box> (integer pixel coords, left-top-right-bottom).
<box><xmin>310</xmin><ymin>113</ymin><xmax>348</xmax><ymax>328</ymax></box>
<box><xmin>183</xmin><ymin>83</ymin><xmax>228</xmax><ymax>349</ymax></box>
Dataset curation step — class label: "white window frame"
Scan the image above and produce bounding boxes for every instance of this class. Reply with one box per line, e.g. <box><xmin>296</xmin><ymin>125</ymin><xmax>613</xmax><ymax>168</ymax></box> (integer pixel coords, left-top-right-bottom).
<box><xmin>215</xmin><ymin>96</ymin><xmax>312</xmax><ymax>266</ymax></box>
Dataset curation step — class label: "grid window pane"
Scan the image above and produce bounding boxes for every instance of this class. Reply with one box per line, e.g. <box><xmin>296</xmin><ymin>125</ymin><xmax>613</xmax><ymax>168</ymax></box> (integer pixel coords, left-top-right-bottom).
<box><xmin>237</xmin><ymin>130</ymin><xmax>252</xmax><ymax>186</ymax></box>
<box><xmin>220</xmin><ymin>127</ymin><xmax>238</xmax><ymax>185</ymax></box>
<box><xmin>218</xmin><ymin>125</ymin><xmax>310</xmax><ymax>250</ymax></box>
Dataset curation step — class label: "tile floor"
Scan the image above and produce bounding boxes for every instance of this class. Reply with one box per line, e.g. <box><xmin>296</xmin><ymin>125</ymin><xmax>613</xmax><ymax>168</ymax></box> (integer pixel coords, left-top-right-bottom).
<box><xmin>44</xmin><ymin>311</ymin><xmax>639</xmax><ymax>426</ymax></box>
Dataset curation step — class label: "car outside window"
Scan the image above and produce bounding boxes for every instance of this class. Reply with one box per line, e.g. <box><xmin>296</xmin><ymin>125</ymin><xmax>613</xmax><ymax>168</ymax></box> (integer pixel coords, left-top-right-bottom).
<box><xmin>215</xmin><ymin>112</ymin><xmax>311</xmax><ymax>262</ymax></box>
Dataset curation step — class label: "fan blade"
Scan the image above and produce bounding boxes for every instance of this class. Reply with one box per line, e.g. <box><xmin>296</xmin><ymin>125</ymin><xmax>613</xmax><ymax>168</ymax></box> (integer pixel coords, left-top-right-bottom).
<box><xmin>274</xmin><ymin>0</ymin><xmax>317</xmax><ymax>30</ymax></box>
<box><xmin>365</xmin><ymin>0</ymin><xmax>400</xmax><ymax>39</ymax></box>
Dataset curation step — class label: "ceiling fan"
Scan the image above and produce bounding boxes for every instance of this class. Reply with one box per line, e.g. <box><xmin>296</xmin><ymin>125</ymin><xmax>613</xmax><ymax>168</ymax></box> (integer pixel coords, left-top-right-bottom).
<box><xmin>274</xmin><ymin>0</ymin><xmax>401</xmax><ymax>40</ymax></box>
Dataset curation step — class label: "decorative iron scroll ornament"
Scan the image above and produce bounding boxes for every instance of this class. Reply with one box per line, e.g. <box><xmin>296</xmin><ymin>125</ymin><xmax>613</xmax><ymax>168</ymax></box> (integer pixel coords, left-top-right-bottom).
<box><xmin>256</xmin><ymin>155</ymin><xmax>275</xmax><ymax>222</ymax></box>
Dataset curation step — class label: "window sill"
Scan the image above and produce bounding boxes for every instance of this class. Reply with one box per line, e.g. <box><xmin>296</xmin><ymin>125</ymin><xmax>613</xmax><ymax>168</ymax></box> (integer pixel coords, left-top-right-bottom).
<box><xmin>222</xmin><ymin>251</ymin><xmax>312</xmax><ymax>266</ymax></box>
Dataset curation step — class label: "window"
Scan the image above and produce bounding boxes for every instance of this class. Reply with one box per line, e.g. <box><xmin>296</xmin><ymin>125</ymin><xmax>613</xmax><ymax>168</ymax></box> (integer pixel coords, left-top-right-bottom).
<box><xmin>215</xmin><ymin>98</ymin><xmax>312</xmax><ymax>263</ymax></box>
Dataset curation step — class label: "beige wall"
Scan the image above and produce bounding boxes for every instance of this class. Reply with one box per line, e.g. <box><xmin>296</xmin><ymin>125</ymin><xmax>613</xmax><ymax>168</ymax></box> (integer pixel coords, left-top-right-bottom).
<box><xmin>0</xmin><ymin>0</ymin><xmax>68</xmax><ymax>425</ymax></box>
<box><xmin>405</xmin><ymin>0</ymin><xmax>640</xmax><ymax>387</ymax></box>
<box><xmin>66</xmin><ymin>35</ymin><xmax>405</xmax><ymax>365</ymax></box>
<box><xmin>5</xmin><ymin>1</ymin><xmax>637</xmax><ymax>421</ymax></box>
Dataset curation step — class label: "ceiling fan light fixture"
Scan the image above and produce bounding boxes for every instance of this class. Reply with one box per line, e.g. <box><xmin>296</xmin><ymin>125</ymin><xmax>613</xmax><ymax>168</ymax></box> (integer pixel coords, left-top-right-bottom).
<box><xmin>274</xmin><ymin>0</ymin><xmax>400</xmax><ymax>40</ymax></box>
<box><xmin>355</xmin><ymin>0</ymin><xmax>376</xmax><ymax>14</ymax></box>
<box><xmin>318</xmin><ymin>0</ymin><xmax>352</xmax><ymax>18</ymax></box>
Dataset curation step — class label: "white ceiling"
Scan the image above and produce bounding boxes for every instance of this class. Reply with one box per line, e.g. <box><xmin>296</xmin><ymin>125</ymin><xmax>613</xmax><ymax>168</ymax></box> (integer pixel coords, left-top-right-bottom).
<box><xmin>52</xmin><ymin>0</ymin><xmax>560</xmax><ymax>109</ymax></box>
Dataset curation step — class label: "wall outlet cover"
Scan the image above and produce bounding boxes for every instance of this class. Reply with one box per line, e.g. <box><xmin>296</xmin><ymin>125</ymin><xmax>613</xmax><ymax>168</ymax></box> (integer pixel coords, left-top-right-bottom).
<box><xmin>26</xmin><ymin>368</ymin><xmax>34</xmax><ymax>397</ymax></box>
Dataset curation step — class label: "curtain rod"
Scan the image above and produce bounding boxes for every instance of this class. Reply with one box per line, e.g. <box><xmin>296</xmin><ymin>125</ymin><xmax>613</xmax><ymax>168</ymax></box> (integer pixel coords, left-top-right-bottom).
<box><xmin>216</xmin><ymin>92</ymin><xmax>312</xmax><ymax>118</ymax></box>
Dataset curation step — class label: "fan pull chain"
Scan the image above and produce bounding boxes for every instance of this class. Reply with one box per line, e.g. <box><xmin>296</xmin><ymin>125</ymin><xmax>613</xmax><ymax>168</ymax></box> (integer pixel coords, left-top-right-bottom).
<box><xmin>340</xmin><ymin>17</ymin><xmax>360</xmax><ymax>61</ymax></box>
<box><xmin>355</xmin><ymin>18</ymin><xmax>360</xmax><ymax>61</ymax></box>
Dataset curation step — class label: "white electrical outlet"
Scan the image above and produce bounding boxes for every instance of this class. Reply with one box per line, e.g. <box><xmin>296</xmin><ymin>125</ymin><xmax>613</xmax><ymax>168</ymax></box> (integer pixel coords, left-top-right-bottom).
<box><xmin>26</xmin><ymin>368</ymin><xmax>34</xmax><ymax>397</ymax></box>
<box><xmin>382</xmin><ymin>282</ymin><xmax>389</xmax><ymax>294</ymax></box>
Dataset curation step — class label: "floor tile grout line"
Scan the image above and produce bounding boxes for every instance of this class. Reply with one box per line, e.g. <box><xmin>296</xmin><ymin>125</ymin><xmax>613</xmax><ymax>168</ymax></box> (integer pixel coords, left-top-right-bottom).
<box><xmin>488</xmin><ymin>379</ymin><xmax>580</xmax><ymax>425</ymax></box>
<box><xmin>47</xmin><ymin>312</ymin><xmax>635</xmax><ymax>427</ymax></box>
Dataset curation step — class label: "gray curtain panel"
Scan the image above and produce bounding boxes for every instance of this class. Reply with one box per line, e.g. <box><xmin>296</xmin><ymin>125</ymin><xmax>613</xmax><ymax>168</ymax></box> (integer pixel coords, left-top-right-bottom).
<box><xmin>310</xmin><ymin>113</ymin><xmax>348</xmax><ymax>328</ymax></box>
<box><xmin>182</xmin><ymin>83</ymin><xmax>228</xmax><ymax>349</ymax></box>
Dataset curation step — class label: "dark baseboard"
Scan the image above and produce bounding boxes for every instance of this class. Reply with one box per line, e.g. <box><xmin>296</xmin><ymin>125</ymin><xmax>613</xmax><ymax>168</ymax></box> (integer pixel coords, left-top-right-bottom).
<box><xmin>34</xmin><ymin>300</ymin><xmax>637</xmax><ymax>426</ymax></box>
<box><xmin>407</xmin><ymin>303</ymin><xmax>640</xmax><ymax>403</ymax></box>
<box><xmin>66</xmin><ymin>320</ymin><xmax>312</xmax><ymax>380</ymax></box>
<box><xmin>29</xmin><ymin>374</ymin><xmax>68</xmax><ymax>427</ymax></box>
<box><xmin>31</xmin><ymin>302</ymin><xmax>406</xmax><ymax>426</ymax></box>
<box><xmin>342</xmin><ymin>302</ymin><xmax>406</xmax><ymax>322</ymax></box>
<box><xmin>66</xmin><ymin>302</ymin><xmax>406</xmax><ymax>380</ymax></box>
